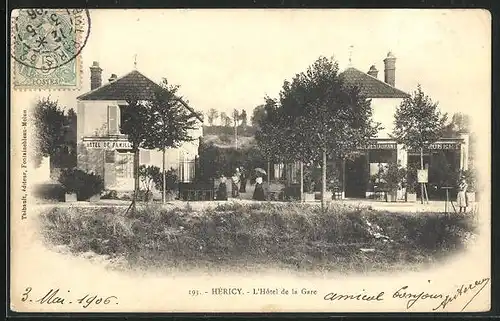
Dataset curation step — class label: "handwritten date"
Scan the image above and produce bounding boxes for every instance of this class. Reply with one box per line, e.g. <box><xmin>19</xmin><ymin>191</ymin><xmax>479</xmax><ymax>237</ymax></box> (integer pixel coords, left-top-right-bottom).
<box><xmin>21</xmin><ymin>287</ymin><xmax>118</xmax><ymax>308</ymax></box>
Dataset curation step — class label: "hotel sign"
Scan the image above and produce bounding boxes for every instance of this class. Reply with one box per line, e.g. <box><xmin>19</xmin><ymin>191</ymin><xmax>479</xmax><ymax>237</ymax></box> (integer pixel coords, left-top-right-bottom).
<box><xmin>83</xmin><ymin>139</ymin><xmax>133</xmax><ymax>150</ymax></box>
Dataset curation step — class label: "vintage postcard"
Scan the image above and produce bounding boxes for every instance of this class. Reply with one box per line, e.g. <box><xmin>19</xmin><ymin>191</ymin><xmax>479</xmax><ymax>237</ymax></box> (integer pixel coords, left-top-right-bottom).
<box><xmin>9</xmin><ymin>9</ymin><xmax>491</xmax><ymax>313</ymax></box>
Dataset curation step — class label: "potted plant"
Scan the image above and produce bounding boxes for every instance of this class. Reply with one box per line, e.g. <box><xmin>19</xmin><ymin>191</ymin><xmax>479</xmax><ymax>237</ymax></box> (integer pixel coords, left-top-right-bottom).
<box><xmin>302</xmin><ymin>168</ymin><xmax>316</xmax><ymax>202</ymax></box>
<box><xmin>326</xmin><ymin>176</ymin><xmax>341</xmax><ymax>200</ymax></box>
<box><xmin>380</xmin><ymin>162</ymin><xmax>406</xmax><ymax>202</ymax></box>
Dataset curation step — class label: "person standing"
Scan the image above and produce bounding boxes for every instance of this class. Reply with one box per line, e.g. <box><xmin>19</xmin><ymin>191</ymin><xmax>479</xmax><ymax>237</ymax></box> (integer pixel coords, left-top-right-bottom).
<box><xmin>253</xmin><ymin>175</ymin><xmax>266</xmax><ymax>201</ymax></box>
<box><xmin>216</xmin><ymin>175</ymin><xmax>228</xmax><ymax>201</ymax></box>
<box><xmin>457</xmin><ymin>178</ymin><xmax>468</xmax><ymax>213</ymax></box>
<box><xmin>231</xmin><ymin>168</ymin><xmax>241</xmax><ymax>198</ymax></box>
<box><xmin>239</xmin><ymin>167</ymin><xmax>247</xmax><ymax>193</ymax></box>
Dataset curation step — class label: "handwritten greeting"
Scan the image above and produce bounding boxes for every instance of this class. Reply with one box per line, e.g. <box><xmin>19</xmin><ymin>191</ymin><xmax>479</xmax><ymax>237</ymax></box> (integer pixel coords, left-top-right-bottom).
<box><xmin>187</xmin><ymin>277</ymin><xmax>489</xmax><ymax>311</ymax></box>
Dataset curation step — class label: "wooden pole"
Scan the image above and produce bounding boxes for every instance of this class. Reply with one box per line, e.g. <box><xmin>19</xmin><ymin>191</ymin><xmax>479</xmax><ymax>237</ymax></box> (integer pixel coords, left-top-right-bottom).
<box><xmin>321</xmin><ymin>148</ymin><xmax>327</xmax><ymax>210</ymax></box>
<box><xmin>445</xmin><ymin>189</ymin><xmax>449</xmax><ymax>213</ymax></box>
<box><xmin>162</xmin><ymin>147</ymin><xmax>166</xmax><ymax>204</ymax></box>
<box><xmin>133</xmin><ymin>148</ymin><xmax>139</xmax><ymax>212</ymax></box>
<box><xmin>300</xmin><ymin>161</ymin><xmax>304</xmax><ymax>202</ymax></box>
<box><xmin>234</xmin><ymin>123</ymin><xmax>238</xmax><ymax>149</ymax></box>
<box><xmin>342</xmin><ymin>158</ymin><xmax>346</xmax><ymax>200</ymax></box>
<box><xmin>267</xmin><ymin>160</ymin><xmax>270</xmax><ymax>185</ymax></box>
<box><xmin>420</xmin><ymin>147</ymin><xmax>424</xmax><ymax>204</ymax></box>
<box><xmin>424</xmin><ymin>183</ymin><xmax>429</xmax><ymax>204</ymax></box>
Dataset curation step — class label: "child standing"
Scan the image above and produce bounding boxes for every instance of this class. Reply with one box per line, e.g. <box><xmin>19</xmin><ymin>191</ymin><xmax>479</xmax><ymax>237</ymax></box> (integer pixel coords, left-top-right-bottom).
<box><xmin>457</xmin><ymin>179</ymin><xmax>468</xmax><ymax>213</ymax></box>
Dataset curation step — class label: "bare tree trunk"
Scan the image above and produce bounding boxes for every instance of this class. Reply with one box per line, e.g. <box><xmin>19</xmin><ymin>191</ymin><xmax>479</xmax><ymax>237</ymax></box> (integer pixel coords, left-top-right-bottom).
<box><xmin>342</xmin><ymin>157</ymin><xmax>346</xmax><ymax>200</ymax></box>
<box><xmin>162</xmin><ymin>147</ymin><xmax>166</xmax><ymax>204</ymax></box>
<box><xmin>420</xmin><ymin>147</ymin><xmax>424</xmax><ymax>204</ymax></box>
<box><xmin>267</xmin><ymin>160</ymin><xmax>270</xmax><ymax>184</ymax></box>
<box><xmin>133</xmin><ymin>148</ymin><xmax>140</xmax><ymax>212</ymax></box>
<box><xmin>321</xmin><ymin>148</ymin><xmax>327</xmax><ymax>210</ymax></box>
<box><xmin>234</xmin><ymin>124</ymin><xmax>238</xmax><ymax>149</ymax></box>
<box><xmin>300</xmin><ymin>161</ymin><xmax>304</xmax><ymax>202</ymax></box>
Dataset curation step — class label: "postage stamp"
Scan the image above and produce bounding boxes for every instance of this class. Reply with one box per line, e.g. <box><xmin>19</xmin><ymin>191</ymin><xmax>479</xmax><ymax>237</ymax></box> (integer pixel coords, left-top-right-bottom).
<box><xmin>11</xmin><ymin>9</ymin><xmax>91</xmax><ymax>90</ymax></box>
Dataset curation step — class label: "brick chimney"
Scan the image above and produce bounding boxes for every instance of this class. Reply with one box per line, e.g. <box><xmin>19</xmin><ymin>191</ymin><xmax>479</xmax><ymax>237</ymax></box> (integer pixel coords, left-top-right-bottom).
<box><xmin>383</xmin><ymin>51</ymin><xmax>396</xmax><ymax>87</ymax></box>
<box><xmin>367</xmin><ymin>65</ymin><xmax>378</xmax><ymax>78</ymax></box>
<box><xmin>89</xmin><ymin>61</ymin><xmax>102</xmax><ymax>90</ymax></box>
<box><xmin>108</xmin><ymin>74</ymin><xmax>118</xmax><ymax>82</ymax></box>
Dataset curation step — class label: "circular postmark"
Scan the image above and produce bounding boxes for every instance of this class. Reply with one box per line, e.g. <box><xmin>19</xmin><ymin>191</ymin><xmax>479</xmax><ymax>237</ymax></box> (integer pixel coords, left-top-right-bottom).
<box><xmin>12</xmin><ymin>9</ymin><xmax>91</xmax><ymax>71</ymax></box>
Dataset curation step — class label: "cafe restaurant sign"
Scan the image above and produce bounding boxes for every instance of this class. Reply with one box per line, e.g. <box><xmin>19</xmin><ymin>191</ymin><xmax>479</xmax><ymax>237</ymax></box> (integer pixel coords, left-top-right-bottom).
<box><xmin>358</xmin><ymin>142</ymin><xmax>397</xmax><ymax>150</ymax></box>
<box><xmin>427</xmin><ymin>142</ymin><xmax>461</xmax><ymax>150</ymax></box>
<box><xmin>408</xmin><ymin>142</ymin><xmax>461</xmax><ymax>152</ymax></box>
<box><xmin>83</xmin><ymin>139</ymin><xmax>133</xmax><ymax>150</ymax></box>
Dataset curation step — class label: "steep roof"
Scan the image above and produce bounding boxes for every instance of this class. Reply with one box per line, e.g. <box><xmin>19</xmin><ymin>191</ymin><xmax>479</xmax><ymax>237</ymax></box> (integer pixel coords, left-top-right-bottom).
<box><xmin>77</xmin><ymin>70</ymin><xmax>203</xmax><ymax>122</ymax></box>
<box><xmin>340</xmin><ymin>67</ymin><xmax>409</xmax><ymax>99</ymax></box>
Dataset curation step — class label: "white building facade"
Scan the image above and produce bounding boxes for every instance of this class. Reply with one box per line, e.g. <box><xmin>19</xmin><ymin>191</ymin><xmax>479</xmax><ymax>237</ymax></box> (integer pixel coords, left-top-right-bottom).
<box><xmin>76</xmin><ymin>62</ymin><xmax>203</xmax><ymax>191</ymax></box>
<box><xmin>274</xmin><ymin>52</ymin><xmax>469</xmax><ymax>199</ymax></box>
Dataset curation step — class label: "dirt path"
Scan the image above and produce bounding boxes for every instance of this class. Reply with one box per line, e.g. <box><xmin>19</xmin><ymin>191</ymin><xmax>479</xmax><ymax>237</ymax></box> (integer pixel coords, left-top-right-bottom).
<box><xmin>32</xmin><ymin>197</ymin><xmax>457</xmax><ymax>213</ymax></box>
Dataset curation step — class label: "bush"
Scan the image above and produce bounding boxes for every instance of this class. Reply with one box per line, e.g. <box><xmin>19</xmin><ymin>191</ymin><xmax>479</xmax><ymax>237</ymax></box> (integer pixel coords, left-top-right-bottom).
<box><xmin>380</xmin><ymin>162</ymin><xmax>407</xmax><ymax>191</ymax></box>
<box><xmin>58</xmin><ymin>168</ymin><xmax>105</xmax><ymax>200</ymax></box>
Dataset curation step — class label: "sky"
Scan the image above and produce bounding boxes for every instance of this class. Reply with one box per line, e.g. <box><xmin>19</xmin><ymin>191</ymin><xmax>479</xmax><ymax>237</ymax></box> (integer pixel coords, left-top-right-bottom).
<box><xmin>13</xmin><ymin>9</ymin><xmax>491</xmax><ymax>127</ymax></box>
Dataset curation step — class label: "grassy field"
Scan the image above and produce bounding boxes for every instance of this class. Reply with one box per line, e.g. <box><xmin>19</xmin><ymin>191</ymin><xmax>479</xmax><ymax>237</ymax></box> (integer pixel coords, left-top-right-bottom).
<box><xmin>38</xmin><ymin>202</ymin><xmax>477</xmax><ymax>274</ymax></box>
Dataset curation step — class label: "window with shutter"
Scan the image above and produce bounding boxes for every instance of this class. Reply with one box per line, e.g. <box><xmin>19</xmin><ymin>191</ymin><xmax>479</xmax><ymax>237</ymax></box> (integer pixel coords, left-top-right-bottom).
<box><xmin>108</xmin><ymin>105</ymin><xmax>118</xmax><ymax>135</ymax></box>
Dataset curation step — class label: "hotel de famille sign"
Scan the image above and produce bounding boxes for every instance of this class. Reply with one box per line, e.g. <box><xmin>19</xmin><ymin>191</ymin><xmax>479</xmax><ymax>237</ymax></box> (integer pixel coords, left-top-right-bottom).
<box><xmin>82</xmin><ymin>138</ymin><xmax>133</xmax><ymax>150</ymax></box>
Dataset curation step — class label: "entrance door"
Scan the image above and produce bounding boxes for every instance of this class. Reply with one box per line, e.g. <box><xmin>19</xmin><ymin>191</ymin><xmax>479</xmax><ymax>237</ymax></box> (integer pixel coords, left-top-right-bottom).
<box><xmin>344</xmin><ymin>155</ymin><xmax>368</xmax><ymax>198</ymax></box>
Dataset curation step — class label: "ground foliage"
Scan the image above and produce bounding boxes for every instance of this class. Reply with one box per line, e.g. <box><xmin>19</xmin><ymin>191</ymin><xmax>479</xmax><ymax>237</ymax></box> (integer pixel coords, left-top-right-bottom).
<box><xmin>39</xmin><ymin>203</ymin><xmax>477</xmax><ymax>273</ymax></box>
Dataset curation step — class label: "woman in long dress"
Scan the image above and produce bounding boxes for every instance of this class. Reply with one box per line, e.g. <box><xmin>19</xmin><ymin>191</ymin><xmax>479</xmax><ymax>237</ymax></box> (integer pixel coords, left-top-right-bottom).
<box><xmin>231</xmin><ymin>168</ymin><xmax>241</xmax><ymax>198</ymax></box>
<box><xmin>457</xmin><ymin>179</ymin><xmax>468</xmax><ymax>213</ymax></box>
<box><xmin>253</xmin><ymin>176</ymin><xmax>266</xmax><ymax>201</ymax></box>
<box><xmin>239</xmin><ymin>167</ymin><xmax>247</xmax><ymax>193</ymax></box>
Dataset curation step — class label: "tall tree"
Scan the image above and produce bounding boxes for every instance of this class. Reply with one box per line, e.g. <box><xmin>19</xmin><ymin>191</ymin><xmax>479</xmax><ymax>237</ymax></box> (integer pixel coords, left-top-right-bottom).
<box><xmin>251</xmin><ymin>104</ymin><xmax>266</xmax><ymax>128</ymax></box>
<box><xmin>232</xmin><ymin>109</ymin><xmax>240</xmax><ymax>126</ymax></box>
<box><xmin>207</xmin><ymin>108</ymin><xmax>219</xmax><ymax>126</ymax></box>
<box><xmin>258</xmin><ymin>56</ymin><xmax>379</xmax><ymax>208</ymax></box>
<box><xmin>232</xmin><ymin>109</ymin><xmax>240</xmax><ymax>149</ymax></box>
<box><xmin>255</xmin><ymin>97</ymin><xmax>290</xmax><ymax>184</ymax></box>
<box><xmin>284</xmin><ymin>57</ymin><xmax>378</xmax><ymax>208</ymax></box>
<box><xmin>240</xmin><ymin>109</ymin><xmax>248</xmax><ymax>128</ymax></box>
<box><xmin>392</xmin><ymin>84</ymin><xmax>448</xmax><ymax>203</ymax></box>
<box><xmin>31</xmin><ymin>97</ymin><xmax>67</xmax><ymax>167</ymax></box>
<box><xmin>120</xmin><ymin>97</ymin><xmax>151</xmax><ymax>213</ymax></box>
<box><xmin>142</xmin><ymin>78</ymin><xmax>201</xmax><ymax>203</ymax></box>
<box><xmin>442</xmin><ymin>112</ymin><xmax>471</xmax><ymax>138</ymax></box>
<box><xmin>220</xmin><ymin>112</ymin><xmax>232</xmax><ymax>127</ymax></box>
